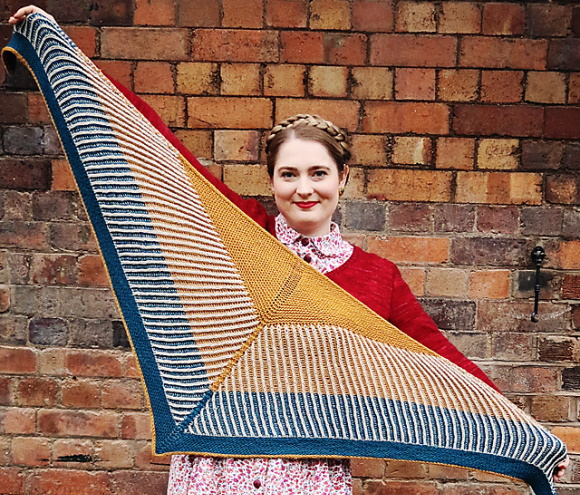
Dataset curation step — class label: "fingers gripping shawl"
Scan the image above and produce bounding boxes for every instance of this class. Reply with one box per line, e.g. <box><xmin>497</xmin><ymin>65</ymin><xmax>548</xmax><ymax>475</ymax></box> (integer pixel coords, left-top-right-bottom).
<box><xmin>3</xmin><ymin>14</ymin><xmax>567</xmax><ymax>494</ymax></box>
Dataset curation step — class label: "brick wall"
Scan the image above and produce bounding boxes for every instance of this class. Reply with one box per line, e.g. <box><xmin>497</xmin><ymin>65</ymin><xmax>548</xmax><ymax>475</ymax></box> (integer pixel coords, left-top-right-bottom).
<box><xmin>0</xmin><ymin>0</ymin><xmax>579</xmax><ymax>493</ymax></box>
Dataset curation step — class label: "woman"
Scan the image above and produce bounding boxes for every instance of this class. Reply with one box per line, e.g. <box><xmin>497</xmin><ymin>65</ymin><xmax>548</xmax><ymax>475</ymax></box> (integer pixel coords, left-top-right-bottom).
<box><xmin>8</xmin><ymin>5</ymin><xmax>569</xmax><ymax>492</ymax></box>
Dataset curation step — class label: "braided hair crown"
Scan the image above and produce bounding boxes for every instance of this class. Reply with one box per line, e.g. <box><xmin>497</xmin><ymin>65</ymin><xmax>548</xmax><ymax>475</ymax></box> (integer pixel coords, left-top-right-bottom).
<box><xmin>266</xmin><ymin>114</ymin><xmax>351</xmax><ymax>164</ymax></box>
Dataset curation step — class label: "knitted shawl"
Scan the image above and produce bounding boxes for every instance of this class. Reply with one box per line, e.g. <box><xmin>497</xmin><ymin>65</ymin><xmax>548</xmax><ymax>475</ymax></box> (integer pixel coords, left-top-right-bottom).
<box><xmin>2</xmin><ymin>14</ymin><xmax>566</xmax><ymax>495</ymax></box>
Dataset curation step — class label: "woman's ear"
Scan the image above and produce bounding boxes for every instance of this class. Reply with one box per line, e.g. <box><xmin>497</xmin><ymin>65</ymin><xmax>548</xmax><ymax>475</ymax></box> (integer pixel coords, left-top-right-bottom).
<box><xmin>339</xmin><ymin>165</ymin><xmax>350</xmax><ymax>187</ymax></box>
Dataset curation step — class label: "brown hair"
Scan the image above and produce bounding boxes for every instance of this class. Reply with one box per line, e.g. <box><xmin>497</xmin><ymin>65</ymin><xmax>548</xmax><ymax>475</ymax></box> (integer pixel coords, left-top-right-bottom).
<box><xmin>265</xmin><ymin>114</ymin><xmax>351</xmax><ymax>178</ymax></box>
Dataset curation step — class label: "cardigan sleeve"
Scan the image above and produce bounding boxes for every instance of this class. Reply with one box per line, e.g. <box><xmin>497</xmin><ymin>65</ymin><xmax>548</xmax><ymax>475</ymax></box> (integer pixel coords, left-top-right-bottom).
<box><xmin>107</xmin><ymin>76</ymin><xmax>274</xmax><ymax>232</ymax></box>
<box><xmin>387</xmin><ymin>266</ymin><xmax>500</xmax><ymax>392</ymax></box>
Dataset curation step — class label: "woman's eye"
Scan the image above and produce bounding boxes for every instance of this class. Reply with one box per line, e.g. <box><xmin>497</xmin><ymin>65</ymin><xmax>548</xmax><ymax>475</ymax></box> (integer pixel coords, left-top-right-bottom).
<box><xmin>313</xmin><ymin>170</ymin><xmax>328</xmax><ymax>177</ymax></box>
<box><xmin>280</xmin><ymin>171</ymin><xmax>294</xmax><ymax>178</ymax></box>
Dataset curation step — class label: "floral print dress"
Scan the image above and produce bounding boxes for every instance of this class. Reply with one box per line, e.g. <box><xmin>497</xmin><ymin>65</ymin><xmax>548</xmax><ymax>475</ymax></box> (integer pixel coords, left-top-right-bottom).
<box><xmin>167</xmin><ymin>215</ymin><xmax>354</xmax><ymax>495</ymax></box>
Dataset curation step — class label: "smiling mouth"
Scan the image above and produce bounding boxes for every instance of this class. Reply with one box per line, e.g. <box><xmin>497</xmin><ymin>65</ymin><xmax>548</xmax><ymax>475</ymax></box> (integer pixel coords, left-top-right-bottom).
<box><xmin>294</xmin><ymin>201</ymin><xmax>319</xmax><ymax>209</ymax></box>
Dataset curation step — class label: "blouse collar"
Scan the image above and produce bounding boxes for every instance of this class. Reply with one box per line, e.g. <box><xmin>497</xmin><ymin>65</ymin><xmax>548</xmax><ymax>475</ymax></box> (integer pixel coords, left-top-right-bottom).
<box><xmin>275</xmin><ymin>214</ymin><xmax>345</xmax><ymax>257</ymax></box>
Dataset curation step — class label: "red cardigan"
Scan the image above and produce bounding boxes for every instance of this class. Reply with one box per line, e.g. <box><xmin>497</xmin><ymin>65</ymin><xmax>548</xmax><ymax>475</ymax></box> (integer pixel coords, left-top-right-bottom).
<box><xmin>110</xmin><ymin>79</ymin><xmax>499</xmax><ymax>392</ymax></box>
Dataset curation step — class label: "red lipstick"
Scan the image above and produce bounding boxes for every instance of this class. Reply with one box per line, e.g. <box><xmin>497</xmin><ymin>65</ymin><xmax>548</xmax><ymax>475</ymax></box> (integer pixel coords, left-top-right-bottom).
<box><xmin>295</xmin><ymin>201</ymin><xmax>318</xmax><ymax>209</ymax></box>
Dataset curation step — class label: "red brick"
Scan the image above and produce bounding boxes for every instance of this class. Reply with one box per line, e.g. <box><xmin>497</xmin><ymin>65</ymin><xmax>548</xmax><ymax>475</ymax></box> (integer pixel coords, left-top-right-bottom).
<box><xmin>0</xmin><ymin>347</ymin><xmax>36</xmax><ymax>374</ymax></box>
<box><xmin>176</xmin><ymin>0</ymin><xmax>220</xmax><ymax>27</ymax></box>
<box><xmin>28</xmin><ymin>469</ymin><xmax>111</xmax><ymax>495</ymax></box>
<box><xmin>38</xmin><ymin>348</ymin><xmax>69</xmax><ymax>376</ymax></box>
<box><xmin>477</xmin><ymin>139</ymin><xmax>519</xmax><ymax>170</ymax></box>
<box><xmin>66</xmin><ymin>351</ymin><xmax>124</xmax><ymax>377</ymax></box>
<box><xmin>392</xmin><ymin>137</ymin><xmax>432</xmax><ymax>165</ymax></box>
<box><xmin>539</xmin><ymin>337</ymin><xmax>577</xmax><ymax>362</ymax></box>
<box><xmin>193</xmin><ymin>29</ymin><xmax>278</xmax><ymax>62</ymax></box>
<box><xmin>266</xmin><ymin>0</ymin><xmax>308</xmax><ymax>27</ymax></box>
<box><xmin>352</xmin><ymin>67</ymin><xmax>393</xmax><ymax>100</ymax></box>
<box><xmin>526</xmin><ymin>71</ymin><xmax>566</xmax><ymax>104</ymax></box>
<box><xmin>263</xmin><ymin>64</ymin><xmax>306</xmax><ymax>97</ymax></box>
<box><xmin>29</xmin><ymin>254</ymin><xmax>77</xmax><ymax>286</ymax></box>
<box><xmin>138</xmin><ymin>94</ymin><xmax>184</xmax><ymax>128</ymax></box>
<box><xmin>102</xmin><ymin>380</ymin><xmax>143</xmax><ymax>410</ymax></box>
<box><xmin>215</xmin><ymin>130</ymin><xmax>261</xmax><ymax>162</ymax></box>
<box><xmin>88</xmin><ymin>0</ymin><xmax>132</xmax><ymax>26</ymax></box>
<box><xmin>28</xmin><ymin>93</ymin><xmax>51</xmax><ymax>124</ymax></box>
<box><xmin>395</xmin><ymin>68</ymin><xmax>436</xmax><ymax>100</ymax></box>
<box><xmin>482</xmin><ymin>3</ymin><xmax>525</xmax><ymax>35</ymax></box>
<box><xmin>395</xmin><ymin>1</ymin><xmax>436</xmax><ymax>33</ymax></box>
<box><xmin>460</xmin><ymin>37</ymin><xmax>547</xmax><ymax>70</ymax></box>
<box><xmin>367</xmin><ymin>169</ymin><xmax>452</xmax><ymax>202</ymax></box>
<box><xmin>552</xmin><ymin>426</ymin><xmax>580</xmax><ymax>454</ymax></box>
<box><xmin>63</xmin><ymin>26</ymin><xmax>97</xmax><ymax>58</ymax></box>
<box><xmin>121</xmin><ymin>412</ymin><xmax>153</xmax><ymax>440</ymax></box>
<box><xmin>480</xmin><ymin>70</ymin><xmax>523</xmax><ymax>103</ymax></box>
<box><xmin>95</xmin><ymin>440</ymin><xmax>134</xmax><ymax>469</ymax></box>
<box><xmin>38</xmin><ymin>410</ymin><xmax>118</xmax><ymax>438</ymax></box>
<box><xmin>134</xmin><ymin>62</ymin><xmax>174</xmax><ymax>94</ymax></box>
<box><xmin>221</xmin><ymin>64</ymin><xmax>261</xmax><ymax>96</ymax></box>
<box><xmin>570</xmin><ymin>74</ymin><xmax>580</xmax><ymax>104</ymax></box>
<box><xmin>176</xmin><ymin>62</ymin><xmax>219</xmax><ymax>95</ymax></box>
<box><xmin>388</xmin><ymin>203</ymin><xmax>433</xmax><ymax>232</ymax></box>
<box><xmin>17</xmin><ymin>377</ymin><xmax>59</xmax><ymax>407</ymax></box>
<box><xmin>350</xmin><ymin>135</ymin><xmax>386</xmax><ymax>166</ymax></box>
<box><xmin>281</xmin><ymin>31</ymin><xmax>324</xmax><ymax>63</ymax></box>
<box><xmin>0</xmin><ymin>408</ymin><xmax>35</xmax><ymax>434</ymax></box>
<box><xmin>491</xmin><ymin>366</ymin><xmax>557</xmax><ymax>394</ymax></box>
<box><xmin>78</xmin><ymin>254</ymin><xmax>109</xmax><ymax>288</ymax></box>
<box><xmin>101</xmin><ymin>28</ymin><xmax>189</xmax><ymax>60</ymax></box>
<box><xmin>399</xmin><ymin>267</ymin><xmax>425</xmax><ymax>296</ymax></box>
<box><xmin>563</xmin><ymin>275</ymin><xmax>580</xmax><ymax>299</ymax></box>
<box><xmin>371</xmin><ymin>34</ymin><xmax>456</xmax><ymax>67</ymax></box>
<box><xmin>546</xmin><ymin>175</ymin><xmax>580</xmax><ymax>205</ymax></box>
<box><xmin>0</xmin><ymin>287</ymin><xmax>10</xmax><ymax>313</ymax></box>
<box><xmin>309</xmin><ymin>66</ymin><xmax>348</xmax><ymax>97</ymax></box>
<box><xmin>0</xmin><ymin>376</ymin><xmax>11</xmax><ymax>405</ymax></box>
<box><xmin>492</xmin><ymin>333</ymin><xmax>533</xmax><ymax>362</ymax></box>
<box><xmin>53</xmin><ymin>438</ymin><xmax>94</xmax><ymax>466</ymax></box>
<box><xmin>367</xmin><ymin>236</ymin><xmax>450</xmax><ymax>264</ymax></box>
<box><xmin>469</xmin><ymin>270</ymin><xmax>510</xmax><ymax>299</ymax></box>
<box><xmin>364</xmin><ymin>480</ymin><xmax>438</xmax><ymax>494</ymax></box>
<box><xmin>558</xmin><ymin>241</ymin><xmax>580</xmax><ymax>270</ymax></box>
<box><xmin>476</xmin><ymin>205</ymin><xmax>518</xmax><ymax>233</ymax></box>
<box><xmin>62</xmin><ymin>379</ymin><xmax>101</xmax><ymax>408</ymax></box>
<box><xmin>364</xmin><ymin>101</ymin><xmax>449</xmax><ymax>134</ymax></box>
<box><xmin>51</xmin><ymin>159</ymin><xmax>76</xmax><ymax>192</ymax></box>
<box><xmin>352</xmin><ymin>1</ymin><xmax>393</xmax><ymax>32</ymax></box>
<box><xmin>276</xmin><ymin>99</ymin><xmax>359</xmax><ymax>132</ymax></box>
<box><xmin>175</xmin><ymin>130</ymin><xmax>213</xmax><ymax>158</ymax></box>
<box><xmin>323</xmin><ymin>33</ymin><xmax>367</xmax><ymax>65</ymax></box>
<box><xmin>548</xmin><ymin>39</ymin><xmax>580</xmax><ymax>71</ymax></box>
<box><xmin>456</xmin><ymin>171</ymin><xmax>542</xmax><ymax>205</ymax></box>
<box><xmin>187</xmin><ymin>97</ymin><xmax>272</xmax><ymax>129</ymax></box>
<box><xmin>94</xmin><ymin>61</ymin><xmax>132</xmax><ymax>89</ymax></box>
<box><xmin>0</xmin><ymin>93</ymin><xmax>27</xmax><ymax>124</ymax></box>
<box><xmin>223</xmin><ymin>0</ymin><xmax>263</xmax><ymax>28</ymax></box>
<box><xmin>0</xmin><ymin>467</ymin><xmax>25</xmax><ymax>494</ymax></box>
<box><xmin>110</xmin><ymin>471</ymin><xmax>168</xmax><ymax>495</ymax></box>
<box><xmin>135</xmin><ymin>442</ymin><xmax>172</xmax><ymax>470</ymax></box>
<box><xmin>425</xmin><ymin>268</ymin><xmax>468</xmax><ymax>297</ymax></box>
<box><xmin>124</xmin><ymin>354</ymin><xmax>141</xmax><ymax>378</ymax></box>
<box><xmin>13</xmin><ymin>437</ymin><xmax>50</xmax><ymax>466</ymax></box>
<box><xmin>351</xmin><ymin>458</ymin><xmax>386</xmax><ymax>477</ymax></box>
<box><xmin>224</xmin><ymin>165</ymin><xmax>271</xmax><ymax>196</ymax></box>
<box><xmin>452</xmin><ymin>105</ymin><xmax>543</xmax><ymax>137</ymax></box>
<box><xmin>385</xmin><ymin>459</ymin><xmax>430</xmax><ymax>479</ymax></box>
<box><xmin>545</xmin><ymin>108</ymin><xmax>580</xmax><ymax>140</ymax></box>
<box><xmin>0</xmin><ymin>159</ymin><xmax>51</xmax><ymax>191</ymax></box>
<box><xmin>439</xmin><ymin>2</ymin><xmax>480</xmax><ymax>34</ymax></box>
<box><xmin>437</xmin><ymin>69</ymin><xmax>478</xmax><ymax>102</ymax></box>
<box><xmin>134</xmin><ymin>0</ymin><xmax>175</xmax><ymax>26</ymax></box>
<box><xmin>532</xmin><ymin>395</ymin><xmax>571</xmax><ymax>421</ymax></box>
<box><xmin>436</xmin><ymin>137</ymin><xmax>474</xmax><ymax>170</ymax></box>
<box><xmin>528</xmin><ymin>4</ymin><xmax>572</xmax><ymax>38</ymax></box>
<box><xmin>50</xmin><ymin>223</ymin><xmax>98</xmax><ymax>253</ymax></box>
<box><xmin>310</xmin><ymin>0</ymin><xmax>351</xmax><ymax>30</ymax></box>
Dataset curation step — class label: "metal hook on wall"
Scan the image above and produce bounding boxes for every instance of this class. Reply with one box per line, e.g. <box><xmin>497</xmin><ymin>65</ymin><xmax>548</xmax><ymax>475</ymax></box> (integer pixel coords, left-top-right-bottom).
<box><xmin>530</xmin><ymin>246</ymin><xmax>546</xmax><ymax>323</ymax></box>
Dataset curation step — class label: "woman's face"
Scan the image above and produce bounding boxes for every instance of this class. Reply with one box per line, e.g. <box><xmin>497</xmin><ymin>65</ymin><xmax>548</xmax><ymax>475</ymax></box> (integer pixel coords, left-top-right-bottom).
<box><xmin>270</xmin><ymin>137</ymin><xmax>348</xmax><ymax>238</ymax></box>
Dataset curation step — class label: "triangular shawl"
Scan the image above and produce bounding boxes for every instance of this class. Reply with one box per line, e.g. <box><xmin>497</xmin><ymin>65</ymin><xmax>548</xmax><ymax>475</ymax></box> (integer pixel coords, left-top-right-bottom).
<box><xmin>2</xmin><ymin>14</ymin><xmax>567</xmax><ymax>495</ymax></box>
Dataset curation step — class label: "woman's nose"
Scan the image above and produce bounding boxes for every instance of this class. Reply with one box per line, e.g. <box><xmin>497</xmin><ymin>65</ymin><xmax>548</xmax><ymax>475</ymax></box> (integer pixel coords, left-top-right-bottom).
<box><xmin>296</xmin><ymin>177</ymin><xmax>313</xmax><ymax>196</ymax></box>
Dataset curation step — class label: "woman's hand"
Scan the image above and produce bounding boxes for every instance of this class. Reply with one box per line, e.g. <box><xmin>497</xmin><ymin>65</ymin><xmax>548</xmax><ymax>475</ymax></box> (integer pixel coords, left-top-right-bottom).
<box><xmin>9</xmin><ymin>5</ymin><xmax>54</xmax><ymax>25</ymax></box>
<box><xmin>553</xmin><ymin>457</ymin><xmax>570</xmax><ymax>482</ymax></box>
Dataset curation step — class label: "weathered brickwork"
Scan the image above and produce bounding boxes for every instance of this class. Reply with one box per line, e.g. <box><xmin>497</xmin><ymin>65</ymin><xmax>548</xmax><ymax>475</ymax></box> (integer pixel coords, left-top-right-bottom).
<box><xmin>0</xmin><ymin>1</ymin><xmax>579</xmax><ymax>493</ymax></box>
